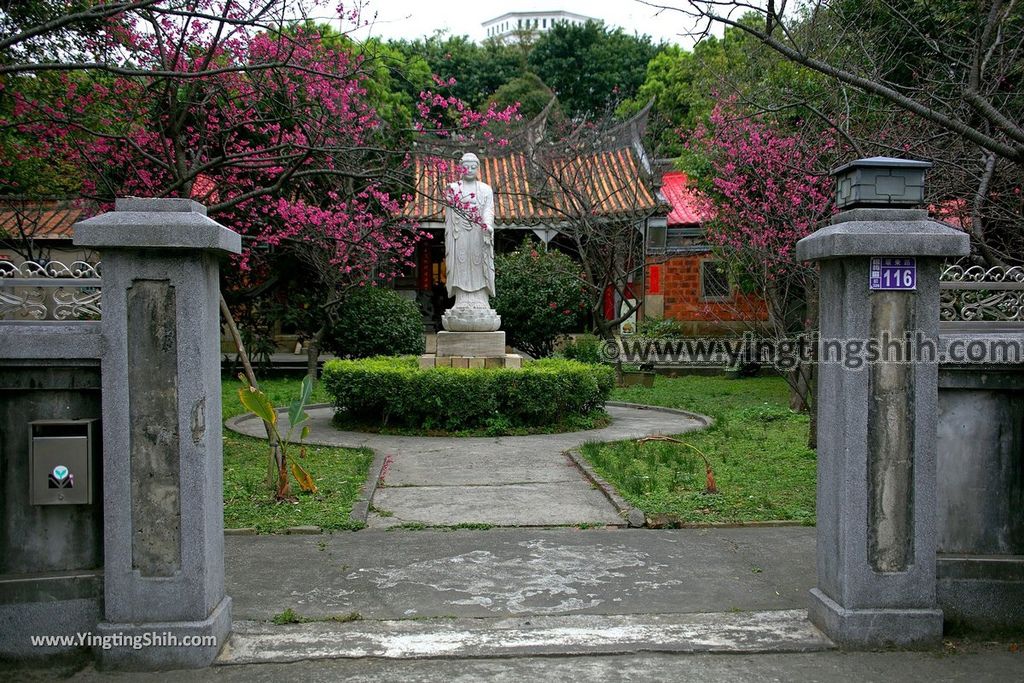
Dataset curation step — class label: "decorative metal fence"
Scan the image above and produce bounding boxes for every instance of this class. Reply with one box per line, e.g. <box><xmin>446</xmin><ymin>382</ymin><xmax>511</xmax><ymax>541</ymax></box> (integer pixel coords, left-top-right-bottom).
<box><xmin>940</xmin><ymin>264</ymin><xmax>1024</xmax><ymax>327</ymax></box>
<box><xmin>0</xmin><ymin>260</ymin><xmax>102</xmax><ymax>321</ymax></box>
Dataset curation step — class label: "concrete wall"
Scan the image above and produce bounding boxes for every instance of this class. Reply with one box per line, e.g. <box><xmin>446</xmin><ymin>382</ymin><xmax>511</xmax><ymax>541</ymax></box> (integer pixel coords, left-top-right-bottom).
<box><xmin>0</xmin><ymin>358</ymin><xmax>104</xmax><ymax>658</ymax></box>
<box><xmin>936</xmin><ymin>339</ymin><xmax>1024</xmax><ymax>630</ymax></box>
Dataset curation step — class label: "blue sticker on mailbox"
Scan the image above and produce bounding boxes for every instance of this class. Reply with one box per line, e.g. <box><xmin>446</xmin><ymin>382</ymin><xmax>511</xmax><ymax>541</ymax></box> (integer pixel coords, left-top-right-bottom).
<box><xmin>48</xmin><ymin>465</ymin><xmax>74</xmax><ymax>489</ymax></box>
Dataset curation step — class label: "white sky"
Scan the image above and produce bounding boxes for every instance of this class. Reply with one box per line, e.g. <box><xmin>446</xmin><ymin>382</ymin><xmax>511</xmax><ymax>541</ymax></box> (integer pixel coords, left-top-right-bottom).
<box><xmin>337</xmin><ymin>1</ymin><xmax>706</xmax><ymax>46</ymax></box>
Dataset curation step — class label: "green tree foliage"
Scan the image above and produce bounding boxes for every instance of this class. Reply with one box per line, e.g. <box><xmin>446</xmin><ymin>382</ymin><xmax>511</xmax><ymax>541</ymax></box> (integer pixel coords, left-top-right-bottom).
<box><xmin>388</xmin><ymin>32</ymin><xmax>522</xmax><ymax>108</ymax></box>
<box><xmin>619</xmin><ymin>18</ymin><xmax>828</xmax><ymax>157</ymax></box>
<box><xmin>0</xmin><ymin>0</ymin><xmax>116</xmax><ymax>65</ymax></box>
<box><xmin>493</xmin><ymin>238</ymin><xmax>589</xmax><ymax>358</ymax></box>
<box><xmin>322</xmin><ymin>286</ymin><xmax>425</xmax><ymax>359</ymax></box>
<box><xmin>488</xmin><ymin>72</ymin><xmax>560</xmax><ymax>121</ymax></box>
<box><xmin>295</xmin><ymin>21</ymin><xmax>432</xmax><ymax>135</ymax></box>
<box><xmin>527</xmin><ymin>21</ymin><xmax>662</xmax><ymax>119</ymax></box>
<box><xmin>357</xmin><ymin>38</ymin><xmax>432</xmax><ymax>133</ymax></box>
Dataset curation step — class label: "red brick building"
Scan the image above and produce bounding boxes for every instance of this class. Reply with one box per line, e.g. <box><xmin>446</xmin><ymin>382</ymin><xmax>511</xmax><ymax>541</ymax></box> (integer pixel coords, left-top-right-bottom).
<box><xmin>644</xmin><ymin>170</ymin><xmax>767</xmax><ymax>335</ymax></box>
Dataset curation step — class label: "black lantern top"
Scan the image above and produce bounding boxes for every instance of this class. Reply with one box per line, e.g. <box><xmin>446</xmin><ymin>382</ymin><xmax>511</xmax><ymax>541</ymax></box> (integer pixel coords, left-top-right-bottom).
<box><xmin>831</xmin><ymin>157</ymin><xmax>931</xmax><ymax>209</ymax></box>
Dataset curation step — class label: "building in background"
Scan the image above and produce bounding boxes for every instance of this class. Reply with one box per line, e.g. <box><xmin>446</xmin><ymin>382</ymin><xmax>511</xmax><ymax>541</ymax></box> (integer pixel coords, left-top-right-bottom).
<box><xmin>403</xmin><ymin>99</ymin><xmax>662</xmax><ymax>330</ymax></box>
<box><xmin>0</xmin><ymin>198</ymin><xmax>98</xmax><ymax>266</ymax></box>
<box><xmin>645</xmin><ymin>169</ymin><xmax>768</xmax><ymax>335</ymax></box>
<box><xmin>482</xmin><ymin>10</ymin><xmax>597</xmax><ymax>43</ymax></box>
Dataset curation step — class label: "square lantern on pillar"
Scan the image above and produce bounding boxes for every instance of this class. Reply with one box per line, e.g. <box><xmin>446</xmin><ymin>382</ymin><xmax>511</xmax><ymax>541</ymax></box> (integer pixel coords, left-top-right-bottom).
<box><xmin>832</xmin><ymin>157</ymin><xmax>931</xmax><ymax>209</ymax></box>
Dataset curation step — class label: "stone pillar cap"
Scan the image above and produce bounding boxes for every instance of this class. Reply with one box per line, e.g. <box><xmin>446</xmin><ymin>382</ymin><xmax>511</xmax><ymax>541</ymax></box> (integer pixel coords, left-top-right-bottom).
<box><xmin>831</xmin><ymin>156</ymin><xmax>932</xmax><ymax>175</ymax></box>
<box><xmin>73</xmin><ymin>198</ymin><xmax>241</xmax><ymax>254</ymax></box>
<box><xmin>796</xmin><ymin>212</ymin><xmax>969</xmax><ymax>262</ymax></box>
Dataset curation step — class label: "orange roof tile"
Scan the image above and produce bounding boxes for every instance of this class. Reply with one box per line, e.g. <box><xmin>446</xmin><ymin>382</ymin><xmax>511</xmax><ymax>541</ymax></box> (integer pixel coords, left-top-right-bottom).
<box><xmin>405</xmin><ymin>149</ymin><xmax>660</xmax><ymax>226</ymax></box>
<box><xmin>0</xmin><ymin>200</ymin><xmax>84</xmax><ymax>240</ymax></box>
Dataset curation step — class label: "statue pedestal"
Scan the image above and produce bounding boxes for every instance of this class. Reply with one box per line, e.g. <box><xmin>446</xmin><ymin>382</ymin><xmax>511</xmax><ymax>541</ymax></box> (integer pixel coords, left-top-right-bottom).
<box><xmin>421</xmin><ymin>331</ymin><xmax>521</xmax><ymax>369</ymax></box>
<box><xmin>436</xmin><ymin>331</ymin><xmax>505</xmax><ymax>357</ymax></box>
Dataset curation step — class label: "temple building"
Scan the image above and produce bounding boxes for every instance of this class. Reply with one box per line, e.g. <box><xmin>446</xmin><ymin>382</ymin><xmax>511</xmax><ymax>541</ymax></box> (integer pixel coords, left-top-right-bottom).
<box><xmin>401</xmin><ymin>98</ymin><xmax>662</xmax><ymax>330</ymax></box>
<box><xmin>645</xmin><ymin>168</ymin><xmax>768</xmax><ymax>335</ymax></box>
<box><xmin>400</xmin><ymin>98</ymin><xmax>767</xmax><ymax>336</ymax></box>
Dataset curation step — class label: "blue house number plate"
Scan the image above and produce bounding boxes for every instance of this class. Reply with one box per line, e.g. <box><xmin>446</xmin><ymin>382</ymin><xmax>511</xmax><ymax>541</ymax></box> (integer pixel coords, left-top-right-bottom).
<box><xmin>870</xmin><ymin>257</ymin><xmax>917</xmax><ymax>290</ymax></box>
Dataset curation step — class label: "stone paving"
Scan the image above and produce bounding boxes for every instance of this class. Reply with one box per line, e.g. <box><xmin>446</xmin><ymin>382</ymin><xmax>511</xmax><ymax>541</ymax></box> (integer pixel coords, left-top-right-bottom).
<box><xmin>226</xmin><ymin>402</ymin><xmax>709</xmax><ymax>527</ymax></box>
<box><xmin>224</xmin><ymin>527</ymin><xmax>817</xmax><ymax>622</ymax></box>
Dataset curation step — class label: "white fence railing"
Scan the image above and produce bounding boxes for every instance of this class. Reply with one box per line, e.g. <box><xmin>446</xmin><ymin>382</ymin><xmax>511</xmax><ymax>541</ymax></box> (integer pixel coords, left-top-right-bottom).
<box><xmin>0</xmin><ymin>260</ymin><xmax>102</xmax><ymax>321</ymax></box>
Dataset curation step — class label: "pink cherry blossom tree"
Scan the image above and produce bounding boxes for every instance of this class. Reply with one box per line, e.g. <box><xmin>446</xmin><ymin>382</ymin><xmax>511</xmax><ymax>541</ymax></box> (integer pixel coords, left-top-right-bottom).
<box><xmin>4</xmin><ymin>2</ymin><xmax>517</xmax><ymax>375</ymax></box>
<box><xmin>685</xmin><ymin>100</ymin><xmax>840</xmax><ymax>440</ymax></box>
<box><xmin>2</xmin><ymin>1</ymin><xmax>519</xmax><ymax>498</ymax></box>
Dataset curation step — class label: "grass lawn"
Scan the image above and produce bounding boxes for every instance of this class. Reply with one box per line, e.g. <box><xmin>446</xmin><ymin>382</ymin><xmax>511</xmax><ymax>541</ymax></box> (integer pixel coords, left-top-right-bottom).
<box><xmin>221</xmin><ymin>376</ymin><xmax>373</xmax><ymax>532</ymax></box>
<box><xmin>585</xmin><ymin>375</ymin><xmax>816</xmax><ymax>525</ymax></box>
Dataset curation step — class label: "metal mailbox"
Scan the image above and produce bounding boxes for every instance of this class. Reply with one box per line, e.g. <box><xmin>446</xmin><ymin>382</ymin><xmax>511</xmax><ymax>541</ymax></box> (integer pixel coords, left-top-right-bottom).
<box><xmin>29</xmin><ymin>419</ymin><xmax>99</xmax><ymax>505</ymax></box>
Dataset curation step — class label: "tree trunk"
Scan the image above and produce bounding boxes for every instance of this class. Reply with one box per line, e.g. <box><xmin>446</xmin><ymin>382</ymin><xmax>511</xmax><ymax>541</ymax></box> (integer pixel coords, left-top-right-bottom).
<box><xmin>306</xmin><ymin>326</ymin><xmax>325</xmax><ymax>384</ymax></box>
<box><xmin>808</xmin><ymin>381</ymin><xmax>818</xmax><ymax>450</ymax></box>
<box><xmin>219</xmin><ymin>292</ymin><xmax>282</xmax><ymax>488</ymax></box>
<box><xmin>789</xmin><ymin>363</ymin><xmax>812</xmax><ymax>412</ymax></box>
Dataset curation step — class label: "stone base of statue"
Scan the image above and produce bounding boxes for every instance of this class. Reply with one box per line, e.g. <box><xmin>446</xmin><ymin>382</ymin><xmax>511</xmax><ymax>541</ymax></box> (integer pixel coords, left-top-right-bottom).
<box><xmin>422</xmin><ymin>326</ymin><xmax>520</xmax><ymax>370</ymax></box>
<box><xmin>441</xmin><ymin>303</ymin><xmax>501</xmax><ymax>332</ymax></box>
<box><xmin>435</xmin><ymin>330</ymin><xmax>505</xmax><ymax>357</ymax></box>
<box><xmin>419</xmin><ymin>353</ymin><xmax>523</xmax><ymax>369</ymax></box>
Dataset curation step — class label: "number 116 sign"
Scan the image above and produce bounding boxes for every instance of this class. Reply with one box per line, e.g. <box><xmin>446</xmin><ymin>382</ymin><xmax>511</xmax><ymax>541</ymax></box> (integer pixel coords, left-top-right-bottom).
<box><xmin>870</xmin><ymin>257</ymin><xmax>917</xmax><ymax>291</ymax></box>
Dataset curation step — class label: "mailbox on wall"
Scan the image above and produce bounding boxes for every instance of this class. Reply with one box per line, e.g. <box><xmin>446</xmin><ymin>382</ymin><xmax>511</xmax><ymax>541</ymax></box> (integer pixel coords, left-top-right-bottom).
<box><xmin>29</xmin><ymin>419</ymin><xmax>99</xmax><ymax>505</ymax></box>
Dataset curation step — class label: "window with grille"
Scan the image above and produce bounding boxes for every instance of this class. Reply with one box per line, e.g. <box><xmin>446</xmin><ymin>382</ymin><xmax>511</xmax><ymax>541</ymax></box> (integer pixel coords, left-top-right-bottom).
<box><xmin>700</xmin><ymin>260</ymin><xmax>730</xmax><ymax>300</ymax></box>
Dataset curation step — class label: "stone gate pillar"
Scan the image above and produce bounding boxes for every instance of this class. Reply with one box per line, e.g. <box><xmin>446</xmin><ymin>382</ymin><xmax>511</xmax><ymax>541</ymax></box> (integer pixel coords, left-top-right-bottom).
<box><xmin>796</xmin><ymin>158</ymin><xmax>969</xmax><ymax>647</ymax></box>
<box><xmin>74</xmin><ymin>199</ymin><xmax>240</xmax><ymax>669</ymax></box>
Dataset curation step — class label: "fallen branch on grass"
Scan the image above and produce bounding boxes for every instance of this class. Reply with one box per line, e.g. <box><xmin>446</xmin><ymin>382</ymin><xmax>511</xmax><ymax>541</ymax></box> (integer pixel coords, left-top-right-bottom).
<box><xmin>636</xmin><ymin>435</ymin><xmax>719</xmax><ymax>494</ymax></box>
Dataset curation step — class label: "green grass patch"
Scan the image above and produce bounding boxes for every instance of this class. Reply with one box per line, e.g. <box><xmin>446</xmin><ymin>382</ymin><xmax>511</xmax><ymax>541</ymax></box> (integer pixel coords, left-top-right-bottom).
<box><xmin>269</xmin><ymin>609</ymin><xmax>362</xmax><ymax>625</ymax></box>
<box><xmin>272</xmin><ymin>608</ymin><xmax>304</xmax><ymax>625</ymax></box>
<box><xmin>579</xmin><ymin>375</ymin><xmax>816</xmax><ymax>525</ymax></box>
<box><xmin>222</xmin><ymin>375</ymin><xmax>372</xmax><ymax>533</ymax></box>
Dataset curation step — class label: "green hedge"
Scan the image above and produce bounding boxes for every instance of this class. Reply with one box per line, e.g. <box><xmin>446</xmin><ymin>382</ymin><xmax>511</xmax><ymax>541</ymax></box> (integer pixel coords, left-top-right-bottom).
<box><xmin>322</xmin><ymin>286</ymin><xmax>424</xmax><ymax>359</ymax></box>
<box><xmin>321</xmin><ymin>356</ymin><xmax>615</xmax><ymax>432</ymax></box>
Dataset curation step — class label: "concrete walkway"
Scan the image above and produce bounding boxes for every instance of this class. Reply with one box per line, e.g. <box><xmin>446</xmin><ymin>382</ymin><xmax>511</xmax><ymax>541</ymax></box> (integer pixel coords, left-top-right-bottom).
<box><xmin>219</xmin><ymin>527</ymin><xmax>822</xmax><ymax>664</ymax></box>
<box><xmin>9</xmin><ymin>529</ymin><xmax>1024</xmax><ymax>679</ymax></box>
<box><xmin>40</xmin><ymin>648</ymin><xmax>1023</xmax><ymax>681</ymax></box>
<box><xmin>225</xmin><ymin>527</ymin><xmax>816</xmax><ymax>622</ymax></box>
<box><xmin>226</xmin><ymin>402</ymin><xmax>709</xmax><ymax>527</ymax></box>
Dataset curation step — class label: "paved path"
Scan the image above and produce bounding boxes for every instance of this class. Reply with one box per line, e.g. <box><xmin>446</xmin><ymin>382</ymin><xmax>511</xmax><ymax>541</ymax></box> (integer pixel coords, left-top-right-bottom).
<box><xmin>11</xmin><ymin>529</ymin><xmax>1024</xmax><ymax>679</ymax></box>
<box><xmin>227</xmin><ymin>402</ymin><xmax>709</xmax><ymax>527</ymax></box>
<box><xmin>41</xmin><ymin>647</ymin><xmax>1023</xmax><ymax>681</ymax></box>
<box><xmin>225</xmin><ymin>527</ymin><xmax>815</xmax><ymax>622</ymax></box>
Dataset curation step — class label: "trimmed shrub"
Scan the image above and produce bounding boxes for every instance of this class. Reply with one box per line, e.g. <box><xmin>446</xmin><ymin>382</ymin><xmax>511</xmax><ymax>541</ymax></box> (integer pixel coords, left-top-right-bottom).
<box><xmin>321</xmin><ymin>356</ymin><xmax>615</xmax><ymax>432</ymax></box>
<box><xmin>493</xmin><ymin>238</ymin><xmax>589</xmax><ymax>358</ymax></box>
<box><xmin>561</xmin><ymin>334</ymin><xmax>605</xmax><ymax>364</ymax></box>
<box><xmin>322</xmin><ymin>287</ymin><xmax>424</xmax><ymax>359</ymax></box>
<box><xmin>635</xmin><ymin>315</ymin><xmax>687</xmax><ymax>339</ymax></box>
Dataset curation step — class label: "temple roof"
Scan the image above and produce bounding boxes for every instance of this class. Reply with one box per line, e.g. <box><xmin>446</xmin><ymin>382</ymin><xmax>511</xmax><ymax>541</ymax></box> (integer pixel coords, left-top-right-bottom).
<box><xmin>404</xmin><ymin>147</ymin><xmax>660</xmax><ymax>226</ymax></box>
<box><xmin>405</xmin><ymin>98</ymin><xmax>662</xmax><ymax>225</ymax></box>
<box><xmin>660</xmin><ymin>171</ymin><xmax>712</xmax><ymax>226</ymax></box>
<box><xmin>0</xmin><ymin>199</ymin><xmax>88</xmax><ymax>240</ymax></box>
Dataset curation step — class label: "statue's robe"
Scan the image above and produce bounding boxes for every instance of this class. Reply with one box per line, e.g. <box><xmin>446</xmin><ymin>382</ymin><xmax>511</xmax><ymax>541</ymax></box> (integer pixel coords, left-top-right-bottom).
<box><xmin>444</xmin><ymin>180</ymin><xmax>495</xmax><ymax>299</ymax></box>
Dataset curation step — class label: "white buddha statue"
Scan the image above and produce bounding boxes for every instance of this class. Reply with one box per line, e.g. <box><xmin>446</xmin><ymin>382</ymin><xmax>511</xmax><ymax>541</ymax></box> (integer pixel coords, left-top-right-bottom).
<box><xmin>442</xmin><ymin>152</ymin><xmax>501</xmax><ymax>332</ymax></box>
